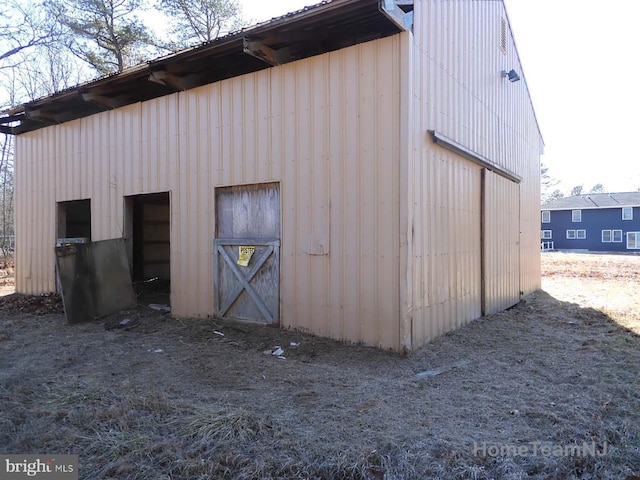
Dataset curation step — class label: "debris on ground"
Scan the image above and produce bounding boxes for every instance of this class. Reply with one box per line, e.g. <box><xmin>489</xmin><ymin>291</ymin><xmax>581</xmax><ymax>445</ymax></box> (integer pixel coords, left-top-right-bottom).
<box><xmin>415</xmin><ymin>359</ymin><xmax>471</xmax><ymax>378</ymax></box>
<box><xmin>0</xmin><ymin>293</ymin><xmax>63</xmax><ymax>315</ymax></box>
<box><xmin>148</xmin><ymin>303</ymin><xmax>171</xmax><ymax>312</ymax></box>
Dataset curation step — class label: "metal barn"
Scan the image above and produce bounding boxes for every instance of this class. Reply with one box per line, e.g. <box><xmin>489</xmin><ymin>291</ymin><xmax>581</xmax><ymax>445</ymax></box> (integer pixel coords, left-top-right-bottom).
<box><xmin>1</xmin><ymin>0</ymin><xmax>543</xmax><ymax>352</ymax></box>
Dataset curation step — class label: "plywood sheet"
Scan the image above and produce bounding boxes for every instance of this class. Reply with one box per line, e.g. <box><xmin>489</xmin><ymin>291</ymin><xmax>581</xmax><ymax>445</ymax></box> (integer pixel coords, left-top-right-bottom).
<box><xmin>56</xmin><ymin>238</ymin><xmax>136</xmax><ymax>323</ymax></box>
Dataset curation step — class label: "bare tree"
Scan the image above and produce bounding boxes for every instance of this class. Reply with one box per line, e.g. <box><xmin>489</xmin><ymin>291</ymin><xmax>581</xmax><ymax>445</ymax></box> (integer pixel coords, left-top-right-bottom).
<box><xmin>13</xmin><ymin>46</ymin><xmax>88</xmax><ymax>100</ymax></box>
<box><xmin>47</xmin><ymin>0</ymin><xmax>156</xmax><ymax>74</ymax></box>
<box><xmin>0</xmin><ymin>133</ymin><xmax>13</xmax><ymax>255</ymax></box>
<box><xmin>570</xmin><ymin>185</ymin><xmax>583</xmax><ymax>197</ymax></box>
<box><xmin>543</xmin><ymin>189</ymin><xmax>565</xmax><ymax>205</ymax></box>
<box><xmin>0</xmin><ymin>0</ymin><xmax>60</xmax><ymax>68</ymax></box>
<box><xmin>540</xmin><ymin>161</ymin><xmax>560</xmax><ymax>204</ymax></box>
<box><xmin>0</xmin><ymin>9</ymin><xmax>86</xmax><ymax>257</ymax></box>
<box><xmin>589</xmin><ymin>183</ymin><xmax>605</xmax><ymax>194</ymax></box>
<box><xmin>157</xmin><ymin>0</ymin><xmax>245</xmax><ymax>49</ymax></box>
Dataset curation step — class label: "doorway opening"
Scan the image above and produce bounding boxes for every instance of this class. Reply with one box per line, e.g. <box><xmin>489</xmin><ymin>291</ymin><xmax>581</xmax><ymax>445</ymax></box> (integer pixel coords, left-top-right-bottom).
<box><xmin>57</xmin><ymin>199</ymin><xmax>91</xmax><ymax>240</ymax></box>
<box><xmin>124</xmin><ymin>192</ymin><xmax>171</xmax><ymax>304</ymax></box>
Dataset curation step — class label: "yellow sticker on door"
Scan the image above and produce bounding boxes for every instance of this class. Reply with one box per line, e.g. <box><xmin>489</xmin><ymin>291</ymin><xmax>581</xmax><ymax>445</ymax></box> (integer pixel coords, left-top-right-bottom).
<box><xmin>237</xmin><ymin>246</ymin><xmax>255</xmax><ymax>266</ymax></box>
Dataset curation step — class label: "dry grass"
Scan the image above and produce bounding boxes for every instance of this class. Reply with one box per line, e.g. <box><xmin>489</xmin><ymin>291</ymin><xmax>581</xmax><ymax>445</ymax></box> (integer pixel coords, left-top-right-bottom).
<box><xmin>542</xmin><ymin>252</ymin><xmax>640</xmax><ymax>334</ymax></box>
<box><xmin>1</xmin><ymin>253</ymin><xmax>639</xmax><ymax>479</ymax></box>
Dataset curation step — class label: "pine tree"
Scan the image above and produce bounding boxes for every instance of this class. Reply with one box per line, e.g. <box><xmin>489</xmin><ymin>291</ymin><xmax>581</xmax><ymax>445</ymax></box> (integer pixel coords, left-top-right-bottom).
<box><xmin>157</xmin><ymin>0</ymin><xmax>245</xmax><ymax>50</ymax></box>
<box><xmin>48</xmin><ymin>0</ymin><xmax>155</xmax><ymax>74</ymax></box>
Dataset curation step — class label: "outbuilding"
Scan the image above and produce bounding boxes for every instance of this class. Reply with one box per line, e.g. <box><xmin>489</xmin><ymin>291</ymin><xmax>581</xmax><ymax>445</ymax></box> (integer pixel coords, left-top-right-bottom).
<box><xmin>1</xmin><ymin>0</ymin><xmax>543</xmax><ymax>352</ymax></box>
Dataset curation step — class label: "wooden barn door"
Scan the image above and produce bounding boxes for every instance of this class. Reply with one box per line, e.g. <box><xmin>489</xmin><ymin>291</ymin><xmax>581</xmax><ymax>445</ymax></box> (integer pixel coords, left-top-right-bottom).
<box><xmin>214</xmin><ymin>183</ymin><xmax>280</xmax><ymax>325</ymax></box>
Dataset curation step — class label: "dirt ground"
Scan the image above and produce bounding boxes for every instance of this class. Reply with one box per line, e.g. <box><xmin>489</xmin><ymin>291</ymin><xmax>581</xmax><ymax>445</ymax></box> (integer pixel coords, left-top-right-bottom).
<box><xmin>1</xmin><ymin>253</ymin><xmax>639</xmax><ymax>479</ymax></box>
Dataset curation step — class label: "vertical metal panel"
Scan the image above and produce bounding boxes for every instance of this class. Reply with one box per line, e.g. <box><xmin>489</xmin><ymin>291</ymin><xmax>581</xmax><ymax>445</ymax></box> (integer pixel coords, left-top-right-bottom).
<box><xmin>405</xmin><ymin>139</ymin><xmax>483</xmax><ymax>348</ymax></box>
<box><xmin>14</xmin><ymin>35</ymin><xmax>402</xmax><ymax>350</ymax></box>
<box><xmin>483</xmin><ymin>170</ymin><xmax>520</xmax><ymax>315</ymax></box>
<box><xmin>398</xmin><ymin>31</ymin><xmax>413</xmax><ymax>351</ymax></box>
<box><xmin>276</xmin><ymin>36</ymin><xmax>401</xmax><ymax>349</ymax></box>
<box><xmin>405</xmin><ymin>0</ymin><xmax>542</xmax><ymax>349</ymax></box>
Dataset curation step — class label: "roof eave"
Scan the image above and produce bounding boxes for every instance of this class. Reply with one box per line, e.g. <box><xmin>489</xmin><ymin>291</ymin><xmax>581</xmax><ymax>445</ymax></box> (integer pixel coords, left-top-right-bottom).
<box><xmin>1</xmin><ymin>0</ymin><xmax>411</xmax><ymax>135</ymax></box>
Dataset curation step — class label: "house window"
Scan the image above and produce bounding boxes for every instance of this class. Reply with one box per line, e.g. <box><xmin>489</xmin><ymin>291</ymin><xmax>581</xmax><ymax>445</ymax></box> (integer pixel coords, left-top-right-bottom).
<box><xmin>572</xmin><ymin>210</ymin><xmax>582</xmax><ymax>222</ymax></box>
<box><xmin>576</xmin><ymin>229</ymin><xmax>586</xmax><ymax>239</ymax></box>
<box><xmin>541</xmin><ymin>211</ymin><xmax>550</xmax><ymax>223</ymax></box>
<box><xmin>566</xmin><ymin>230</ymin><xmax>576</xmax><ymax>239</ymax></box>
<box><xmin>541</xmin><ymin>230</ymin><xmax>552</xmax><ymax>239</ymax></box>
<box><xmin>627</xmin><ymin>232</ymin><xmax>640</xmax><ymax>249</ymax></box>
<box><xmin>602</xmin><ymin>230</ymin><xmax>622</xmax><ymax>243</ymax></box>
<box><xmin>622</xmin><ymin>207</ymin><xmax>633</xmax><ymax>220</ymax></box>
<box><xmin>613</xmin><ymin>230</ymin><xmax>622</xmax><ymax>243</ymax></box>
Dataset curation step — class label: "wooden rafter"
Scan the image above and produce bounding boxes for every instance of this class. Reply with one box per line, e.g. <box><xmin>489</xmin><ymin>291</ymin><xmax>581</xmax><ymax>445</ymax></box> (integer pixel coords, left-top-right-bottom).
<box><xmin>243</xmin><ymin>37</ymin><xmax>290</xmax><ymax>66</ymax></box>
<box><xmin>81</xmin><ymin>92</ymin><xmax>115</xmax><ymax>108</ymax></box>
<box><xmin>148</xmin><ymin>70</ymin><xmax>188</xmax><ymax>91</ymax></box>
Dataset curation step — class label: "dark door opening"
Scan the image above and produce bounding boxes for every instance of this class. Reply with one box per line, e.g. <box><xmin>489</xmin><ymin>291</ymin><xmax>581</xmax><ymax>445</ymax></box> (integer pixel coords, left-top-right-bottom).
<box><xmin>57</xmin><ymin>199</ymin><xmax>91</xmax><ymax>240</ymax></box>
<box><xmin>124</xmin><ymin>192</ymin><xmax>171</xmax><ymax>302</ymax></box>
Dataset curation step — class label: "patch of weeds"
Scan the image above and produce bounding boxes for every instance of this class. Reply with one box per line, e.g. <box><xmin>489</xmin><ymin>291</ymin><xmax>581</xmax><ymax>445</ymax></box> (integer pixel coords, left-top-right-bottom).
<box><xmin>42</xmin><ymin>379</ymin><xmax>106</xmax><ymax>407</ymax></box>
<box><xmin>179</xmin><ymin>404</ymin><xmax>272</xmax><ymax>446</ymax></box>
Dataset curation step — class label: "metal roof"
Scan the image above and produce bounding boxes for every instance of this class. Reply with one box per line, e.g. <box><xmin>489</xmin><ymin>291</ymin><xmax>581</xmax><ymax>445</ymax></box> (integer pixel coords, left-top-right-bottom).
<box><xmin>1</xmin><ymin>0</ymin><xmax>413</xmax><ymax>135</ymax></box>
<box><xmin>542</xmin><ymin>192</ymin><xmax>640</xmax><ymax>211</ymax></box>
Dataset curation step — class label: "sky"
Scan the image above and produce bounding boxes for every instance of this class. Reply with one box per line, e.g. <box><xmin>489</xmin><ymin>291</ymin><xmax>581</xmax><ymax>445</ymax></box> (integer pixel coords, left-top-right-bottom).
<box><xmin>239</xmin><ymin>0</ymin><xmax>640</xmax><ymax>194</ymax></box>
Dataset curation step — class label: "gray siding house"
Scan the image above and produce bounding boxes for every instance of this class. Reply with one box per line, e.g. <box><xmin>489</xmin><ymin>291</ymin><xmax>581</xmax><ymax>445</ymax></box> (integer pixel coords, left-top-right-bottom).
<box><xmin>541</xmin><ymin>192</ymin><xmax>640</xmax><ymax>252</ymax></box>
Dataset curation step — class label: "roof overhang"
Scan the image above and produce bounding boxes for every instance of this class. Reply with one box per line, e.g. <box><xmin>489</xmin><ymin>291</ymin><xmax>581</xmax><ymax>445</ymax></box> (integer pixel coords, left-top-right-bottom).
<box><xmin>541</xmin><ymin>205</ymin><xmax>640</xmax><ymax>211</ymax></box>
<box><xmin>1</xmin><ymin>0</ymin><xmax>413</xmax><ymax>135</ymax></box>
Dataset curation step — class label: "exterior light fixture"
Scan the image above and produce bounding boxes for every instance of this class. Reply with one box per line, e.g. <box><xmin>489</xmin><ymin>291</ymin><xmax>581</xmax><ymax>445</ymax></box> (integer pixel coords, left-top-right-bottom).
<box><xmin>502</xmin><ymin>69</ymin><xmax>521</xmax><ymax>82</ymax></box>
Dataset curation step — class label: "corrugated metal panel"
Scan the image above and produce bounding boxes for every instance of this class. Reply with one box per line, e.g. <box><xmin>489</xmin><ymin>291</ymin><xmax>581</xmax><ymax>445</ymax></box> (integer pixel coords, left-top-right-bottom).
<box><xmin>404</xmin><ymin>0</ymin><xmax>542</xmax><ymax>349</ymax></box>
<box><xmin>404</xmin><ymin>139</ymin><xmax>483</xmax><ymax>348</ymax></box>
<box><xmin>413</xmin><ymin>0</ymin><xmax>542</xmax><ymax>176</ymax></box>
<box><xmin>15</xmin><ymin>129</ymin><xmax>57</xmax><ymax>295</ymax></box>
<box><xmin>14</xmin><ymin>35</ymin><xmax>401</xmax><ymax>350</ymax></box>
<box><xmin>483</xmin><ymin>170</ymin><xmax>520</xmax><ymax>315</ymax></box>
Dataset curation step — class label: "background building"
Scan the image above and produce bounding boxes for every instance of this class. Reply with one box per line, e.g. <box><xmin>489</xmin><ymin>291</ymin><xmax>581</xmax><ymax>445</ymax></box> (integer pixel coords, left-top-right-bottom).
<box><xmin>541</xmin><ymin>192</ymin><xmax>640</xmax><ymax>253</ymax></box>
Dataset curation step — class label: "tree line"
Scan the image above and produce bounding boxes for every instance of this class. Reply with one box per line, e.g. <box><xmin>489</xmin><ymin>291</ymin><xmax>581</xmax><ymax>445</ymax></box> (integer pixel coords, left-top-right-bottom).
<box><xmin>0</xmin><ymin>0</ymin><xmax>246</xmax><ymax>254</ymax></box>
<box><xmin>541</xmin><ymin>161</ymin><xmax>612</xmax><ymax>205</ymax></box>
<box><xmin>2</xmin><ymin>0</ymin><xmax>246</xmax><ymax>83</ymax></box>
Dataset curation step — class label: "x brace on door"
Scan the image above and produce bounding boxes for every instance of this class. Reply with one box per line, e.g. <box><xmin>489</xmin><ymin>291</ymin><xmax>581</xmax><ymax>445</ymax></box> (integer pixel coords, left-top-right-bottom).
<box><xmin>213</xmin><ymin>238</ymin><xmax>280</xmax><ymax>322</ymax></box>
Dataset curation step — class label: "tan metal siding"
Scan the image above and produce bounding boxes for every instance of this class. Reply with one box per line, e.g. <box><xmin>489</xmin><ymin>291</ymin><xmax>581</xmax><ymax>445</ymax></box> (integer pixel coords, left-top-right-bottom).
<box><xmin>483</xmin><ymin>170</ymin><xmax>520</xmax><ymax>315</ymax></box>
<box><xmin>14</xmin><ymin>36</ymin><xmax>401</xmax><ymax>350</ymax></box>
<box><xmin>15</xmin><ymin>130</ymin><xmax>57</xmax><ymax>294</ymax></box>
<box><xmin>404</xmin><ymin>138</ymin><xmax>483</xmax><ymax>348</ymax></box>
<box><xmin>404</xmin><ymin>0</ymin><xmax>542</xmax><ymax>349</ymax></box>
<box><xmin>413</xmin><ymin>0</ymin><xmax>542</xmax><ymax>176</ymax></box>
